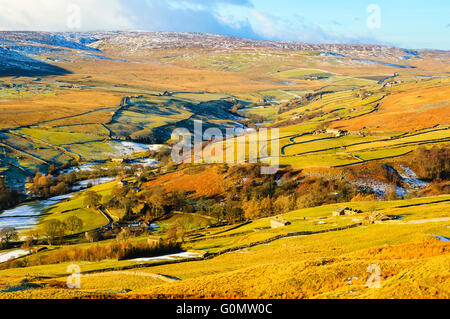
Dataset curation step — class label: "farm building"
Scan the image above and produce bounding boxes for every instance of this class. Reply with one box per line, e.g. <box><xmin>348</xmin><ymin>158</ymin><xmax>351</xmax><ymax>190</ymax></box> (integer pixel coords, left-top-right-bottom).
<box><xmin>333</xmin><ymin>206</ymin><xmax>347</xmax><ymax>216</ymax></box>
<box><xmin>270</xmin><ymin>218</ymin><xmax>291</xmax><ymax>229</ymax></box>
<box><xmin>326</xmin><ymin>128</ymin><xmax>348</xmax><ymax>137</ymax></box>
<box><xmin>332</xmin><ymin>207</ymin><xmax>363</xmax><ymax>217</ymax></box>
<box><xmin>112</xmin><ymin>158</ymin><xmax>124</xmax><ymax>164</ymax></box>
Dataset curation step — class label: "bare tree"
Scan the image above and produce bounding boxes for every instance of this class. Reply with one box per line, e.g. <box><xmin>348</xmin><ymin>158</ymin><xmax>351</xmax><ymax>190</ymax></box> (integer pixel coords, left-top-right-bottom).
<box><xmin>0</xmin><ymin>227</ymin><xmax>18</xmax><ymax>248</ymax></box>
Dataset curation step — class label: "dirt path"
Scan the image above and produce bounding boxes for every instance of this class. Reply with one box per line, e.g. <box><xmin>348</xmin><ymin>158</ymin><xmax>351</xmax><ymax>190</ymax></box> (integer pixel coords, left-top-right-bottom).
<box><xmin>97</xmin><ymin>206</ymin><xmax>114</xmax><ymax>229</ymax></box>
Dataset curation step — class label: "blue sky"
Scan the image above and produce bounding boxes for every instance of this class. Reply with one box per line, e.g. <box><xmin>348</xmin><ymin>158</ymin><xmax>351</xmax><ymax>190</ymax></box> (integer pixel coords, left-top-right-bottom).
<box><xmin>0</xmin><ymin>0</ymin><xmax>449</xmax><ymax>50</ymax></box>
<box><xmin>240</xmin><ymin>0</ymin><xmax>449</xmax><ymax>49</ymax></box>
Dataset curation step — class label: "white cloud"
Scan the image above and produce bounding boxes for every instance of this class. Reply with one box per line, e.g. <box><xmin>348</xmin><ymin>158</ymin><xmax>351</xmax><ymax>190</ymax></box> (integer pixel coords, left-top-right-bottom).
<box><xmin>0</xmin><ymin>0</ymin><xmax>380</xmax><ymax>46</ymax></box>
<box><xmin>248</xmin><ymin>9</ymin><xmax>379</xmax><ymax>45</ymax></box>
<box><xmin>0</xmin><ymin>0</ymin><xmax>134</xmax><ymax>31</ymax></box>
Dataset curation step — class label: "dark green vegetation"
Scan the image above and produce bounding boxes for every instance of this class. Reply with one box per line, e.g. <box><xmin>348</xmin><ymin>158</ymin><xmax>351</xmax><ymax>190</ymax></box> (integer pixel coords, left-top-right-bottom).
<box><xmin>0</xmin><ymin>177</ymin><xmax>22</xmax><ymax>212</ymax></box>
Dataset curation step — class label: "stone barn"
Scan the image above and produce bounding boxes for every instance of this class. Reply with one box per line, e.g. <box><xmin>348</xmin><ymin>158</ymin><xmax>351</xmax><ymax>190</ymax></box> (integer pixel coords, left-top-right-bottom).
<box><xmin>333</xmin><ymin>206</ymin><xmax>347</xmax><ymax>216</ymax></box>
<box><xmin>333</xmin><ymin>207</ymin><xmax>363</xmax><ymax>217</ymax></box>
<box><xmin>270</xmin><ymin>218</ymin><xmax>291</xmax><ymax>229</ymax></box>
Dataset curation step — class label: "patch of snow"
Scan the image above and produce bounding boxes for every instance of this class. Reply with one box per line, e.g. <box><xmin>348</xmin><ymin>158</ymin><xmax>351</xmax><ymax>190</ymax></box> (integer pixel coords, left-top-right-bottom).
<box><xmin>59</xmin><ymin>163</ymin><xmax>99</xmax><ymax>175</ymax></box>
<box><xmin>30</xmin><ymin>34</ymin><xmax>100</xmax><ymax>52</ymax></box>
<box><xmin>114</xmin><ymin>142</ymin><xmax>168</xmax><ymax>156</ymax></box>
<box><xmin>131</xmin><ymin>251</ymin><xmax>202</xmax><ymax>262</ymax></box>
<box><xmin>398</xmin><ymin>165</ymin><xmax>429</xmax><ymax>189</ymax></box>
<box><xmin>0</xmin><ymin>193</ymin><xmax>75</xmax><ymax>230</ymax></box>
<box><xmin>354</xmin><ymin>178</ymin><xmax>405</xmax><ymax>198</ymax></box>
<box><xmin>128</xmin><ymin>158</ymin><xmax>159</xmax><ymax>168</ymax></box>
<box><xmin>1</xmin><ymin>176</ymin><xmax>115</xmax><ymax>230</ymax></box>
<box><xmin>7</xmin><ymin>45</ymin><xmax>66</xmax><ymax>56</ymax></box>
<box><xmin>435</xmin><ymin>236</ymin><xmax>450</xmax><ymax>242</ymax></box>
<box><xmin>72</xmin><ymin>177</ymin><xmax>116</xmax><ymax>191</ymax></box>
<box><xmin>0</xmin><ymin>249</ymin><xmax>31</xmax><ymax>264</ymax></box>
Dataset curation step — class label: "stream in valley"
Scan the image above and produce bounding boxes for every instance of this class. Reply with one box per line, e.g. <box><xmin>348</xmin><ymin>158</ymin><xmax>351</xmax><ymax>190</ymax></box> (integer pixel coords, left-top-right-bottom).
<box><xmin>0</xmin><ymin>142</ymin><xmax>163</xmax><ymax>232</ymax></box>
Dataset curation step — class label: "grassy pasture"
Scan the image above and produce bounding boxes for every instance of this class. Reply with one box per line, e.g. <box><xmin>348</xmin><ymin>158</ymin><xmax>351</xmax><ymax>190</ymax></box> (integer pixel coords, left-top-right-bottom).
<box><xmin>39</xmin><ymin>180</ymin><xmax>119</xmax><ymax>233</ymax></box>
<box><xmin>0</xmin><ymin>89</ymin><xmax>123</xmax><ymax>130</ymax></box>
<box><xmin>332</xmin><ymin>82</ymin><xmax>450</xmax><ymax>132</ymax></box>
<box><xmin>0</xmin><ymin>195</ymin><xmax>448</xmax><ymax>299</ymax></box>
<box><xmin>19</xmin><ymin>127</ymin><xmax>104</xmax><ymax>146</ymax></box>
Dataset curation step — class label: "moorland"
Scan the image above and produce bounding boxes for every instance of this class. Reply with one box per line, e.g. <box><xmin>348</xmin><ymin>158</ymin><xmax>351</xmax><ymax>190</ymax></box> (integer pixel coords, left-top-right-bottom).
<box><xmin>0</xmin><ymin>31</ymin><xmax>448</xmax><ymax>299</ymax></box>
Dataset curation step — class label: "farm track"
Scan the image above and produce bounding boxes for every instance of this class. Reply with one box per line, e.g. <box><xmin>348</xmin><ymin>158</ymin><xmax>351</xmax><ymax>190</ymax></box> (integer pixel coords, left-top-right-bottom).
<box><xmin>98</xmin><ymin>207</ymin><xmax>115</xmax><ymax>229</ymax></box>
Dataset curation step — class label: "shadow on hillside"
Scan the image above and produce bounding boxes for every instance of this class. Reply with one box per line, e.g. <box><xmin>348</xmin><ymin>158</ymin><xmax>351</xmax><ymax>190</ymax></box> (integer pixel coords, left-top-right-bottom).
<box><xmin>0</xmin><ymin>47</ymin><xmax>71</xmax><ymax>77</ymax></box>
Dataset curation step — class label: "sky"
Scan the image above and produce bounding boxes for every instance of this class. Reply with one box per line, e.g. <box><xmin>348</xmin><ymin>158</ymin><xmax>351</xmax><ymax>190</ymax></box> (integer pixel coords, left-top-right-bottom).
<box><xmin>0</xmin><ymin>0</ymin><xmax>448</xmax><ymax>50</ymax></box>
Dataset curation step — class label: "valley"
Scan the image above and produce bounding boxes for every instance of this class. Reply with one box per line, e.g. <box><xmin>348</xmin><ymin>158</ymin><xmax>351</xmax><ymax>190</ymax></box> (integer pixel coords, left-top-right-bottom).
<box><xmin>0</xmin><ymin>31</ymin><xmax>448</xmax><ymax>300</ymax></box>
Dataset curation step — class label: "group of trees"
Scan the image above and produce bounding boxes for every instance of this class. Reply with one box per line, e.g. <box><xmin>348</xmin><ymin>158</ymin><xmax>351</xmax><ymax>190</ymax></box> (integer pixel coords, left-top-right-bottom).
<box><xmin>27</xmin><ymin>172</ymin><xmax>73</xmax><ymax>199</ymax></box>
<box><xmin>190</xmin><ymin>166</ymin><xmax>364</xmax><ymax>222</ymax></box>
<box><xmin>41</xmin><ymin>216</ymin><xmax>84</xmax><ymax>245</ymax></box>
<box><xmin>0</xmin><ymin>177</ymin><xmax>22</xmax><ymax>211</ymax></box>
<box><xmin>26</xmin><ymin>162</ymin><xmax>132</xmax><ymax>200</ymax></box>
<box><xmin>4</xmin><ymin>240</ymin><xmax>182</xmax><ymax>268</ymax></box>
<box><xmin>84</xmin><ymin>190</ymin><xmax>102</xmax><ymax>209</ymax></box>
<box><xmin>105</xmin><ymin>184</ymin><xmax>139</xmax><ymax>218</ymax></box>
<box><xmin>107</xmin><ymin>182</ymin><xmax>193</xmax><ymax>221</ymax></box>
<box><xmin>236</xmin><ymin>176</ymin><xmax>360</xmax><ymax>221</ymax></box>
<box><xmin>146</xmin><ymin>148</ymin><xmax>172</xmax><ymax>167</ymax></box>
<box><xmin>108</xmin><ymin>162</ymin><xmax>371</xmax><ymax>225</ymax></box>
<box><xmin>411</xmin><ymin>145</ymin><xmax>449</xmax><ymax>181</ymax></box>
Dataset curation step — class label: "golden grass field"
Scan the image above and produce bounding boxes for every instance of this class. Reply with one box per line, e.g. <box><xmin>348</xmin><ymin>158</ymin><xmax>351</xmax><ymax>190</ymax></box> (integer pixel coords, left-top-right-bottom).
<box><xmin>0</xmin><ymin>88</ymin><xmax>123</xmax><ymax>129</ymax></box>
<box><xmin>0</xmin><ymin>33</ymin><xmax>449</xmax><ymax>300</ymax></box>
<box><xmin>0</xmin><ymin>195</ymin><xmax>448</xmax><ymax>299</ymax></box>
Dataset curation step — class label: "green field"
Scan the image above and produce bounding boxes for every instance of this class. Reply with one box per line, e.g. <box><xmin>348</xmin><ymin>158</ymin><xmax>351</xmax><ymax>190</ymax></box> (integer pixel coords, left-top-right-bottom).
<box><xmin>1</xmin><ymin>195</ymin><xmax>448</xmax><ymax>299</ymax></box>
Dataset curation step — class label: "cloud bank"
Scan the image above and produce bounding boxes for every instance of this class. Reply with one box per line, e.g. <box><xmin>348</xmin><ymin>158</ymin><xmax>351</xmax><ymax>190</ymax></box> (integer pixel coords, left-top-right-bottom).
<box><xmin>0</xmin><ymin>0</ymin><xmax>133</xmax><ymax>31</ymax></box>
<box><xmin>0</xmin><ymin>0</ymin><xmax>379</xmax><ymax>45</ymax></box>
<box><xmin>123</xmin><ymin>0</ymin><xmax>261</xmax><ymax>39</ymax></box>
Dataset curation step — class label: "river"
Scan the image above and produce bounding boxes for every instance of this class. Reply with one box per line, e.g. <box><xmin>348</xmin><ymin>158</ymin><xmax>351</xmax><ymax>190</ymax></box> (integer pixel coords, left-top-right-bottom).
<box><xmin>0</xmin><ymin>141</ymin><xmax>164</xmax><ymax>231</ymax></box>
